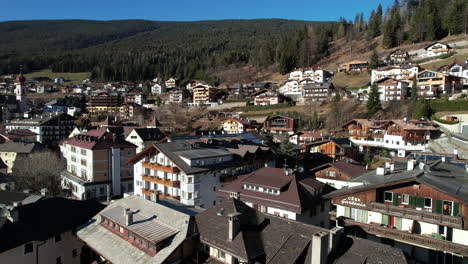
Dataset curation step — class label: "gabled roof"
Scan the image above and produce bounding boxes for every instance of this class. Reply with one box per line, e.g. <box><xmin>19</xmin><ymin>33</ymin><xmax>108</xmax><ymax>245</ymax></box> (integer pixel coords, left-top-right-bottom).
<box><xmin>195</xmin><ymin>199</ymin><xmax>328</xmax><ymax>263</ymax></box>
<box><xmin>0</xmin><ymin>191</ymin><xmax>43</xmax><ymax>206</ymax></box>
<box><xmin>424</xmin><ymin>42</ymin><xmax>452</xmax><ymax>50</ymax></box>
<box><xmin>311</xmin><ymin>159</ymin><xmax>368</xmax><ymax>178</ymax></box>
<box><xmin>132</xmin><ymin>128</ymin><xmax>165</xmax><ymax>142</ymax></box>
<box><xmin>62</xmin><ymin>128</ymin><xmax>136</xmax><ymax>150</ymax></box>
<box><xmin>78</xmin><ymin>196</ymin><xmax>194</xmax><ymax>264</ymax></box>
<box><xmin>217</xmin><ymin>167</ymin><xmax>325</xmax><ymax>213</ymax></box>
<box><xmin>0</xmin><ymin>142</ymin><xmax>36</xmax><ymax>153</ymax></box>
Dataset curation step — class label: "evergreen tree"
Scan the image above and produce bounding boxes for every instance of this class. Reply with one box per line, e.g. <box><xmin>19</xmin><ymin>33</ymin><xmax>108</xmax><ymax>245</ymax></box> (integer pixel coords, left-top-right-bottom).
<box><xmin>311</xmin><ymin>111</ymin><xmax>320</xmax><ymax>129</ymax></box>
<box><xmin>369</xmin><ymin>49</ymin><xmax>380</xmax><ymax>69</ymax></box>
<box><xmin>411</xmin><ymin>75</ymin><xmax>418</xmax><ymax>103</ymax></box>
<box><xmin>367</xmin><ymin>83</ymin><xmax>381</xmax><ymax>116</ymax></box>
<box><xmin>156</xmin><ymin>96</ymin><xmax>162</xmax><ymax>107</ymax></box>
<box><xmin>413</xmin><ymin>99</ymin><xmax>433</xmax><ymax>120</ymax></box>
<box><xmin>383</xmin><ymin>0</ymin><xmax>401</xmax><ymax>48</ymax></box>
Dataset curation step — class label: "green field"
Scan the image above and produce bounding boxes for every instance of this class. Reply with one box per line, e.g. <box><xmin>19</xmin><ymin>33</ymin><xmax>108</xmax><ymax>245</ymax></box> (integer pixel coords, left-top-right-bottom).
<box><xmin>24</xmin><ymin>69</ymin><xmax>90</xmax><ymax>84</ymax></box>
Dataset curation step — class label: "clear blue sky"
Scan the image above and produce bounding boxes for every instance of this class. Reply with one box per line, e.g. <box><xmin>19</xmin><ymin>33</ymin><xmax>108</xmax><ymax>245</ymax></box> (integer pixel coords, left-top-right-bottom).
<box><xmin>2</xmin><ymin>0</ymin><xmax>394</xmax><ymax>22</ymax></box>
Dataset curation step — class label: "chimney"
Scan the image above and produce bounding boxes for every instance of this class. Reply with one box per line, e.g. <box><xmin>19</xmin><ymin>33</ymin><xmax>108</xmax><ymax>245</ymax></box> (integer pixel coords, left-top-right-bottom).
<box><xmin>407</xmin><ymin>160</ymin><xmax>416</xmax><ymax>171</ymax></box>
<box><xmin>418</xmin><ymin>161</ymin><xmax>425</xmax><ymax>170</ymax></box>
<box><xmin>40</xmin><ymin>188</ymin><xmax>48</xmax><ymax>196</ymax></box>
<box><xmin>376</xmin><ymin>166</ymin><xmax>386</xmax><ymax>176</ymax></box>
<box><xmin>227</xmin><ymin>212</ymin><xmax>242</xmax><ymax>241</ymax></box>
<box><xmin>311</xmin><ymin>231</ymin><xmax>329</xmax><ymax>264</ymax></box>
<box><xmin>124</xmin><ymin>208</ymin><xmax>133</xmax><ymax>226</ymax></box>
<box><xmin>328</xmin><ymin>226</ymin><xmax>344</xmax><ymax>253</ymax></box>
<box><xmin>12</xmin><ymin>201</ymin><xmax>22</xmax><ymax>207</ymax></box>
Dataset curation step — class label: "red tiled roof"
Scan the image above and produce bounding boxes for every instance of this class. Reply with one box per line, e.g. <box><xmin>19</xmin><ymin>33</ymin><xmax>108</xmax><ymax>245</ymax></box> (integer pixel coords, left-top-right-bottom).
<box><xmin>62</xmin><ymin>129</ymin><xmax>136</xmax><ymax>150</ymax></box>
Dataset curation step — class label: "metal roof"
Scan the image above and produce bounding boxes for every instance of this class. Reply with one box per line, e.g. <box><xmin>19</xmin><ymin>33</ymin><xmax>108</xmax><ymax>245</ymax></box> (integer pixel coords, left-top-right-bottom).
<box><xmin>174</xmin><ymin>148</ymin><xmax>232</xmax><ymax>160</ymax></box>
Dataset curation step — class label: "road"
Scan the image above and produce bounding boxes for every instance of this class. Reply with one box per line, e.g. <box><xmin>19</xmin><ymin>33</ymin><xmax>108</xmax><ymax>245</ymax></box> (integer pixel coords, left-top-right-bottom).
<box><xmin>429</xmin><ymin>135</ymin><xmax>468</xmax><ymax>159</ymax></box>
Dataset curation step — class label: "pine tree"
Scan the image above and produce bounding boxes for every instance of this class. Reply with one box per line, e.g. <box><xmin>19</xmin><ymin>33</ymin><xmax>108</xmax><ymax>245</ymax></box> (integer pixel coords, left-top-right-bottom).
<box><xmin>411</xmin><ymin>74</ymin><xmax>418</xmax><ymax>103</ymax></box>
<box><xmin>369</xmin><ymin>49</ymin><xmax>380</xmax><ymax>69</ymax></box>
<box><xmin>367</xmin><ymin>83</ymin><xmax>381</xmax><ymax>116</ymax></box>
<box><xmin>156</xmin><ymin>96</ymin><xmax>162</xmax><ymax>107</ymax></box>
<box><xmin>383</xmin><ymin>0</ymin><xmax>401</xmax><ymax>48</ymax></box>
<box><xmin>311</xmin><ymin>111</ymin><xmax>320</xmax><ymax>129</ymax></box>
<box><xmin>413</xmin><ymin>99</ymin><xmax>433</xmax><ymax>120</ymax></box>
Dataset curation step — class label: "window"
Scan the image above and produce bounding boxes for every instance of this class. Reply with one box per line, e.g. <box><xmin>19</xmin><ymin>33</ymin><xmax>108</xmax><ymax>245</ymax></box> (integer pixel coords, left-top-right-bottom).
<box><xmin>72</xmin><ymin>249</ymin><xmax>77</xmax><ymax>258</ymax></box>
<box><xmin>81</xmin><ymin>159</ymin><xmax>87</xmax><ymax>166</ymax></box>
<box><xmin>81</xmin><ymin>149</ymin><xmax>86</xmax><ymax>156</ymax></box>
<box><xmin>259</xmin><ymin>205</ymin><xmax>266</xmax><ymax>212</ymax></box>
<box><xmin>424</xmin><ymin>198</ymin><xmax>432</xmax><ymax>208</ymax></box>
<box><xmin>24</xmin><ymin>243</ymin><xmax>33</xmax><ymax>254</ymax></box>
<box><xmin>325</xmin><ymin>171</ymin><xmax>337</xmax><ymax>177</ymax></box>
<box><xmin>71</xmin><ymin>156</ymin><xmax>76</xmax><ymax>162</ymax></box>
<box><xmin>402</xmin><ymin>194</ymin><xmax>409</xmax><ymax>204</ymax></box>
<box><xmin>71</xmin><ymin>146</ymin><xmax>76</xmax><ymax>153</ymax></box>
<box><xmin>384</xmin><ymin>192</ymin><xmax>393</xmax><ymax>202</ymax></box>
<box><xmin>81</xmin><ymin>169</ymin><xmax>87</xmax><ymax>179</ymax></box>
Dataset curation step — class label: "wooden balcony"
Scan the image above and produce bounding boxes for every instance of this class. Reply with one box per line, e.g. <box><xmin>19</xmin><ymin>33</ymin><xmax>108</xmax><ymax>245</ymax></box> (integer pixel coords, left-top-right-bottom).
<box><xmin>370</xmin><ymin>202</ymin><xmax>464</xmax><ymax>229</ymax></box>
<box><xmin>342</xmin><ymin>218</ymin><xmax>468</xmax><ymax>256</ymax></box>
<box><xmin>142</xmin><ymin>175</ymin><xmax>180</xmax><ymax>188</ymax></box>
<box><xmin>142</xmin><ymin>161</ymin><xmax>179</xmax><ymax>174</ymax></box>
<box><xmin>141</xmin><ymin>188</ymin><xmax>180</xmax><ymax>201</ymax></box>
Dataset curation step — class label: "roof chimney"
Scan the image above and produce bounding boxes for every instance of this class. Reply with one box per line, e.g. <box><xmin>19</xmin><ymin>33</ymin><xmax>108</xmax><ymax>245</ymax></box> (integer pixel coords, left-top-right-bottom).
<box><xmin>228</xmin><ymin>212</ymin><xmax>242</xmax><ymax>241</ymax></box>
<box><xmin>12</xmin><ymin>201</ymin><xmax>22</xmax><ymax>207</ymax></box>
<box><xmin>376</xmin><ymin>166</ymin><xmax>386</xmax><ymax>176</ymax></box>
<box><xmin>407</xmin><ymin>160</ymin><xmax>416</xmax><ymax>171</ymax></box>
<box><xmin>124</xmin><ymin>208</ymin><xmax>133</xmax><ymax>226</ymax></box>
<box><xmin>418</xmin><ymin>161</ymin><xmax>426</xmax><ymax>170</ymax></box>
<box><xmin>40</xmin><ymin>188</ymin><xmax>48</xmax><ymax>196</ymax></box>
<box><xmin>311</xmin><ymin>231</ymin><xmax>329</xmax><ymax>264</ymax></box>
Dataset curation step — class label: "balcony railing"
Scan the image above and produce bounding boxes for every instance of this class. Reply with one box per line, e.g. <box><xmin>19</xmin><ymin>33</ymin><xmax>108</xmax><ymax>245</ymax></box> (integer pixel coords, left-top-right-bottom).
<box><xmin>142</xmin><ymin>174</ymin><xmax>180</xmax><ymax>188</ymax></box>
<box><xmin>141</xmin><ymin>188</ymin><xmax>180</xmax><ymax>200</ymax></box>
<box><xmin>142</xmin><ymin>161</ymin><xmax>179</xmax><ymax>174</ymax></box>
<box><xmin>341</xmin><ymin>218</ymin><xmax>468</xmax><ymax>256</ymax></box>
<box><xmin>370</xmin><ymin>202</ymin><xmax>464</xmax><ymax>229</ymax></box>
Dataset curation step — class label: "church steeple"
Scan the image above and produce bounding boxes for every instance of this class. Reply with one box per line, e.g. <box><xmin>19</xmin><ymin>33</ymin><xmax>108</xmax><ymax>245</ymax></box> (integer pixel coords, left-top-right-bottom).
<box><xmin>15</xmin><ymin>67</ymin><xmax>28</xmax><ymax>112</ymax></box>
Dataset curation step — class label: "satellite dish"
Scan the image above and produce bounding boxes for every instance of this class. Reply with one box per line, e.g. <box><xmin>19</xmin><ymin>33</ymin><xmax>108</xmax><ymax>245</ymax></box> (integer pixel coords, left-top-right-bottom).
<box><xmin>297</xmin><ymin>166</ymin><xmax>305</xmax><ymax>173</ymax></box>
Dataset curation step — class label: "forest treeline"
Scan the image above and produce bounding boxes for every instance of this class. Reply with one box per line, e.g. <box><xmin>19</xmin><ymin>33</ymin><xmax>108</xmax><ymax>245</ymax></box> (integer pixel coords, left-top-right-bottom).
<box><xmin>0</xmin><ymin>0</ymin><xmax>467</xmax><ymax>83</ymax></box>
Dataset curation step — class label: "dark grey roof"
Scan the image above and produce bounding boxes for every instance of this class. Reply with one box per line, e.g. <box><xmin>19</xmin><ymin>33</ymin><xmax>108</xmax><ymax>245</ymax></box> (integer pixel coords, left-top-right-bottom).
<box><xmin>174</xmin><ymin>148</ymin><xmax>232</xmax><ymax>160</ymax></box>
<box><xmin>0</xmin><ymin>142</ymin><xmax>36</xmax><ymax>153</ymax></box>
<box><xmin>8</xmin><ymin>113</ymin><xmax>74</xmax><ymax>126</ymax></box>
<box><xmin>329</xmin><ymin>235</ymin><xmax>408</xmax><ymax>264</ymax></box>
<box><xmin>195</xmin><ymin>199</ymin><xmax>328</xmax><ymax>263</ymax></box>
<box><xmin>326</xmin><ymin>161</ymin><xmax>468</xmax><ymax>203</ymax></box>
<box><xmin>0</xmin><ymin>191</ymin><xmax>43</xmax><ymax>207</ymax></box>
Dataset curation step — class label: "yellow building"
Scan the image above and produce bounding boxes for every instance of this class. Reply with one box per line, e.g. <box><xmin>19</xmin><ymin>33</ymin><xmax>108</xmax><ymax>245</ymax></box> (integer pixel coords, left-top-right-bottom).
<box><xmin>0</xmin><ymin>142</ymin><xmax>36</xmax><ymax>173</ymax></box>
<box><xmin>192</xmin><ymin>85</ymin><xmax>218</xmax><ymax>105</ymax></box>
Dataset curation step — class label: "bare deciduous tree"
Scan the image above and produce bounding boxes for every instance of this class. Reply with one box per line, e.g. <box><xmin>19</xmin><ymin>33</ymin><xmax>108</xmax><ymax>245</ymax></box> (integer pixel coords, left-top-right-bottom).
<box><xmin>12</xmin><ymin>151</ymin><xmax>65</xmax><ymax>196</ymax></box>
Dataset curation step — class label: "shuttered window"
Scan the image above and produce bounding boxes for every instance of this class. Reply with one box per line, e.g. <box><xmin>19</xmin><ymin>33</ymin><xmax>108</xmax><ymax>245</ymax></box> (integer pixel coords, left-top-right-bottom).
<box><xmin>416</xmin><ymin>197</ymin><xmax>425</xmax><ymax>208</ymax></box>
<box><xmin>409</xmin><ymin>195</ymin><xmax>416</xmax><ymax>206</ymax></box>
<box><xmin>395</xmin><ymin>217</ymin><xmax>403</xmax><ymax>230</ymax></box>
<box><xmin>382</xmin><ymin>215</ymin><xmax>390</xmax><ymax>226</ymax></box>
<box><xmin>436</xmin><ymin>200</ymin><xmax>443</xmax><ymax>214</ymax></box>
<box><xmin>392</xmin><ymin>193</ymin><xmax>398</xmax><ymax>206</ymax></box>
<box><xmin>453</xmin><ymin>202</ymin><xmax>460</xmax><ymax>216</ymax></box>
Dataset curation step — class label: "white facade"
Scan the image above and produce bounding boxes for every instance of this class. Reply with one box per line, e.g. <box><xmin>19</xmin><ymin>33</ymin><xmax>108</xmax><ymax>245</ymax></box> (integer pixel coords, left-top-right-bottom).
<box><xmin>426</xmin><ymin>42</ymin><xmax>452</xmax><ymax>57</ymax></box>
<box><xmin>151</xmin><ymin>83</ymin><xmax>166</xmax><ymax>94</ymax></box>
<box><xmin>0</xmin><ymin>231</ymin><xmax>83</xmax><ymax>264</ymax></box>
<box><xmin>350</xmin><ymin>134</ymin><xmax>429</xmax><ymax>151</ymax></box>
<box><xmin>378</xmin><ymin>80</ymin><xmax>409</xmax><ymax>101</ymax></box>
<box><xmin>316</xmin><ymin>177</ymin><xmax>362</xmax><ymax>190</ymax></box>
<box><xmin>371</xmin><ymin>66</ymin><xmax>419</xmax><ymax>84</ymax></box>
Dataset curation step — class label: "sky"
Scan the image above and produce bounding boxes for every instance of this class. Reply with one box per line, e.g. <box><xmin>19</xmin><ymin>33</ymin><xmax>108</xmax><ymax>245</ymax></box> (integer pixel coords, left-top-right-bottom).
<box><xmin>2</xmin><ymin>0</ymin><xmax>394</xmax><ymax>22</ymax></box>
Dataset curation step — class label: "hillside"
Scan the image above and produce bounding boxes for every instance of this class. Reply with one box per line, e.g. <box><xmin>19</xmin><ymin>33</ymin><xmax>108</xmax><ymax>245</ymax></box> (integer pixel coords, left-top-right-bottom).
<box><xmin>0</xmin><ymin>19</ymin><xmax>332</xmax><ymax>83</ymax></box>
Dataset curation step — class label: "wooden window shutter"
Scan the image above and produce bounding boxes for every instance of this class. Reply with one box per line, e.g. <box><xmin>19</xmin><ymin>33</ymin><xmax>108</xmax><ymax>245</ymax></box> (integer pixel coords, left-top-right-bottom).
<box><xmin>409</xmin><ymin>195</ymin><xmax>416</xmax><ymax>206</ymax></box>
<box><xmin>395</xmin><ymin>217</ymin><xmax>403</xmax><ymax>230</ymax></box>
<box><xmin>416</xmin><ymin>197</ymin><xmax>425</xmax><ymax>208</ymax></box>
<box><xmin>392</xmin><ymin>193</ymin><xmax>398</xmax><ymax>206</ymax></box>
<box><xmin>453</xmin><ymin>202</ymin><xmax>460</xmax><ymax>216</ymax></box>
<box><xmin>436</xmin><ymin>200</ymin><xmax>443</xmax><ymax>214</ymax></box>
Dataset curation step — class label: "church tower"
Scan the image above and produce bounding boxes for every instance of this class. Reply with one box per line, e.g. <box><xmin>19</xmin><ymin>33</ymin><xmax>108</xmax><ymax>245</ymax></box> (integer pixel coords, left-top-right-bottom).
<box><xmin>15</xmin><ymin>71</ymin><xmax>28</xmax><ymax>112</ymax></box>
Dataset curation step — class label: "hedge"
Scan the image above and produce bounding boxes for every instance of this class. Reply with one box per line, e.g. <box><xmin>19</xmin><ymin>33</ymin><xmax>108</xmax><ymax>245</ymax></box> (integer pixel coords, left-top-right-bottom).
<box><xmin>432</xmin><ymin>114</ymin><xmax>459</xmax><ymax>125</ymax></box>
<box><xmin>429</xmin><ymin>99</ymin><xmax>468</xmax><ymax>112</ymax></box>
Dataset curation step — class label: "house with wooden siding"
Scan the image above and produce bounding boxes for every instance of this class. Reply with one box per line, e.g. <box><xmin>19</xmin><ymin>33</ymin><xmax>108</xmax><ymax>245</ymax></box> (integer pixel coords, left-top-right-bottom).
<box><xmin>222</xmin><ymin>118</ymin><xmax>258</xmax><ymax>134</ymax></box>
<box><xmin>310</xmin><ymin>159</ymin><xmax>368</xmax><ymax>189</ymax></box>
<box><xmin>416</xmin><ymin>70</ymin><xmax>461</xmax><ymax>98</ymax></box>
<box><xmin>342</xmin><ymin>119</ymin><xmax>438</xmax><ymax>152</ymax></box>
<box><xmin>325</xmin><ymin>159</ymin><xmax>468</xmax><ymax>263</ymax></box>
<box><xmin>304</xmin><ymin>138</ymin><xmax>359</xmax><ymax>161</ymax></box>
<box><xmin>424</xmin><ymin>42</ymin><xmax>453</xmax><ymax>57</ymax></box>
<box><xmin>261</xmin><ymin>115</ymin><xmax>297</xmax><ymax>135</ymax></box>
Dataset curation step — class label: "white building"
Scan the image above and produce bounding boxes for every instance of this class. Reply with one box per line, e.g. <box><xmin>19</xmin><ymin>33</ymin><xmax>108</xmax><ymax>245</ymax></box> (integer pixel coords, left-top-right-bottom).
<box><xmin>129</xmin><ymin>140</ymin><xmax>274</xmax><ymax>208</ymax></box>
<box><xmin>424</xmin><ymin>42</ymin><xmax>453</xmax><ymax>57</ymax></box>
<box><xmin>151</xmin><ymin>83</ymin><xmax>166</xmax><ymax>95</ymax></box>
<box><xmin>371</xmin><ymin>65</ymin><xmax>419</xmax><ymax>84</ymax></box>
<box><xmin>375</xmin><ymin>78</ymin><xmax>410</xmax><ymax>101</ymax></box>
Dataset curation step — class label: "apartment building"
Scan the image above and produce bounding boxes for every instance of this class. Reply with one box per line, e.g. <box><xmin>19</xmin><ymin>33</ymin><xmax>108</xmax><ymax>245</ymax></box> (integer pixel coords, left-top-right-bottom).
<box><xmin>0</xmin><ymin>197</ymin><xmax>102</xmax><ymax>264</ymax></box>
<box><xmin>253</xmin><ymin>90</ymin><xmax>282</xmax><ymax>106</ymax></box>
<box><xmin>326</xmin><ymin>159</ymin><xmax>468</xmax><ymax>263</ymax></box>
<box><xmin>416</xmin><ymin>70</ymin><xmax>461</xmax><ymax>98</ymax></box>
<box><xmin>192</xmin><ymin>85</ymin><xmax>218</xmax><ymax>105</ymax></box>
<box><xmin>217</xmin><ymin>167</ymin><xmax>331</xmax><ymax>227</ymax></box>
<box><xmin>87</xmin><ymin>92</ymin><xmax>124</xmax><ymax>115</ymax></box>
<box><xmin>129</xmin><ymin>138</ymin><xmax>274</xmax><ymax>208</ymax></box>
<box><xmin>375</xmin><ymin>77</ymin><xmax>410</xmax><ymax>101</ymax></box>
<box><xmin>262</xmin><ymin>115</ymin><xmax>297</xmax><ymax>135</ymax></box>
<box><xmin>77</xmin><ymin>196</ymin><xmax>198</xmax><ymax>264</ymax></box>
<box><xmin>303</xmin><ymin>81</ymin><xmax>335</xmax><ymax>101</ymax></box>
<box><xmin>6</xmin><ymin>112</ymin><xmax>76</xmax><ymax>143</ymax></box>
<box><xmin>60</xmin><ymin>128</ymin><xmax>137</xmax><ymax>200</ymax></box>
<box><xmin>371</xmin><ymin>65</ymin><xmax>419</xmax><ymax>84</ymax></box>
<box><xmin>288</xmin><ymin>68</ymin><xmax>331</xmax><ymax>83</ymax></box>
<box><xmin>440</xmin><ymin>61</ymin><xmax>468</xmax><ymax>86</ymax></box>
<box><xmin>168</xmin><ymin>88</ymin><xmax>188</xmax><ymax>104</ymax></box>
<box><xmin>0</xmin><ymin>142</ymin><xmax>36</xmax><ymax>173</ymax></box>
<box><xmin>343</xmin><ymin>119</ymin><xmax>438</xmax><ymax>152</ymax></box>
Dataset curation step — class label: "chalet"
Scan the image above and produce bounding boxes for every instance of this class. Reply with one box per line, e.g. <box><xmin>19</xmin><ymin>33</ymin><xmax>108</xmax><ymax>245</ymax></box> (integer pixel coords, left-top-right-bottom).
<box><xmin>289</xmin><ymin>130</ymin><xmax>329</xmax><ymax>145</ymax></box>
<box><xmin>216</xmin><ymin>167</ymin><xmax>332</xmax><ymax>226</ymax></box>
<box><xmin>125</xmin><ymin>127</ymin><xmax>166</xmax><ymax>153</ymax></box>
<box><xmin>186</xmin><ymin>80</ymin><xmax>208</xmax><ymax>90</ymax></box>
<box><xmin>374</xmin><ymin>78</ymin><xmax>410</xmax><ymax>101</ymax></box>
<box><xmin>77</xmin><ymin>196</ymin><xmax>197</xmax><ymax>264</ymax></box>
<box><xmin>371</xmin><ymin>65</ymin><xmax>419</xmax><ymax>84</ymax></box>
<box><xmin>440</xmin><ymin>61</ymin><xmax>468</xmax><ymax>86</ymax></box>
<box><xmin>165</xmin><ymin>77</ymin><xmax>177</xmax><ymax>88</ymax></box>
<box><xmin>416</xmin><ymin>70</ymin><xmax>461</xmax><ymax>98</ymax></box>
<box><xmin>343</xmin><ymin>119</ymin><xmax>438</xmax><ymax>152</ymax></box>
<box><xmin>310</xmin><ymin>159</ymin><xmax>367</xmax><ymax>189</ymax></box>
<box><xmin>151</xmin><ymin>83</ymin><xmax>166</xmax><ymax>95</ymax></box>
<box><xmin>385</xmin><ymin>49</ymin><xmax>410</xmax><ymax>65</ymax></box>
<box><xmin>278</xmin><ymin>79</ymin><xmax>302</xmax><ymax>97</ymax></box>
<box><xmin>262</xmin><ymin>115</ymin><xmax>297</xmax><ymax>135</ymax></box>
<box><xmin>303</xmin><ymin>81</ymin><xmax>335</xmax><ymax>101</ymax></box>
<box><xmin>339</xmin><ymin>61</ymin><xmax>369</xmax><ymax>72</ymax></box>
<box><xmin>128</xmin><ymin>138</ymin><xmax>274</xmax><ymax>208</ymax></box>
<box><xmin>325</xmin><ymin>159</ymin><xmax>468</xmax><ymax>263</ymax></box>
<box><xmin>425</xmin><ymin>42</ymin><xmax>453</xmax><ymax>57</ymax></box>
<box><xmin>304</xmin><ymin>138</ymin><xmax>359</xmax><ymax>161</ymax></box>
<box><xmin>253</xmin><ymin>90</ymin><xmax>282</xmax><ymax>106</ymax></box>
<box><xmin>289</xmin><ymin>68</ymin><xmax>331</xmax><ymax>83</ymax></box>
<box><xmin>222</xmin><ymin>118</ymin><xmax>258</xmax><ymax>134</ymax></box>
